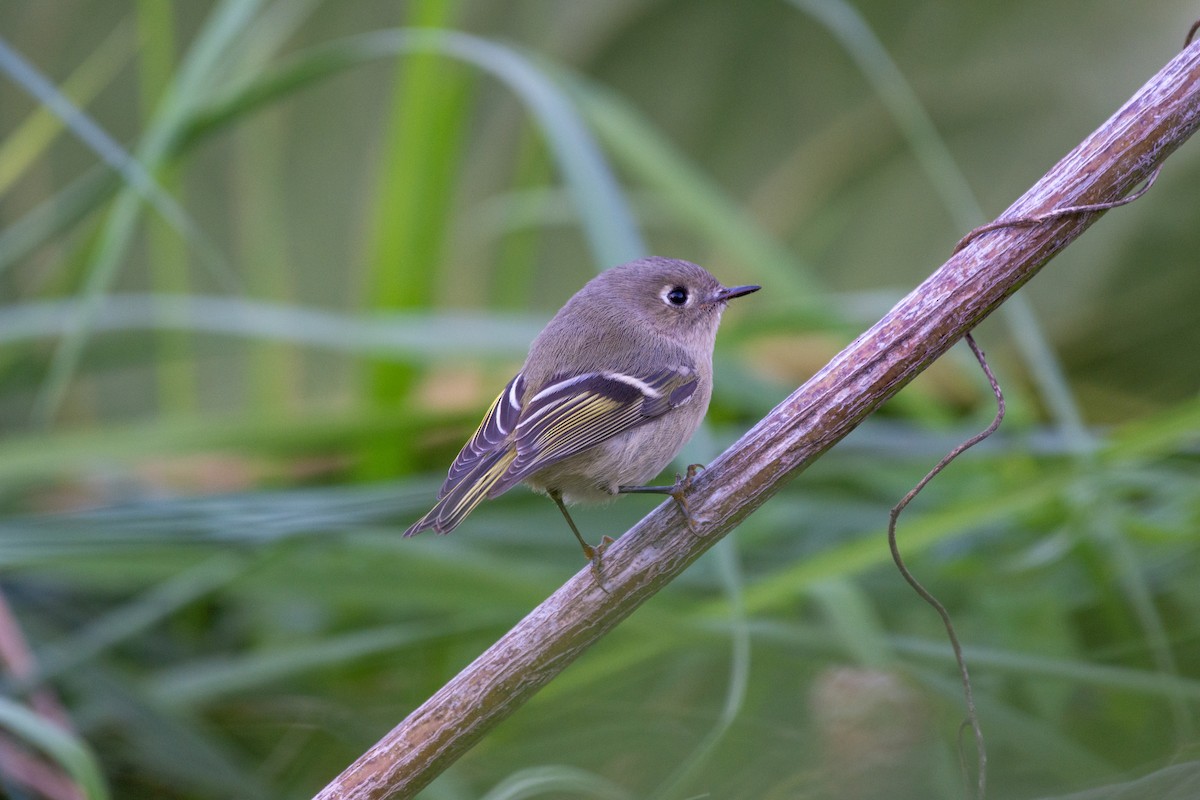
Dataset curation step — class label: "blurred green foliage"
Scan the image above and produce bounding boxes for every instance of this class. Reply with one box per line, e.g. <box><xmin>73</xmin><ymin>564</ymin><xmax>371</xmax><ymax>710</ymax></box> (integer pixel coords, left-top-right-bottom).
<box><xmin>0</xmin><ymin>1</ymin><xmax>1198</xmax><ymax>799</ymax></box>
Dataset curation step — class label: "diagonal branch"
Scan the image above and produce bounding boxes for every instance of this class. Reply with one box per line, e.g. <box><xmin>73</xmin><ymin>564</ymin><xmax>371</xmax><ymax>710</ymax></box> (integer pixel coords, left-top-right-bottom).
<box><xmin>315</xmin><ymin>36</ymin><xmax>1200</xmax><ymax>800</ymax></box>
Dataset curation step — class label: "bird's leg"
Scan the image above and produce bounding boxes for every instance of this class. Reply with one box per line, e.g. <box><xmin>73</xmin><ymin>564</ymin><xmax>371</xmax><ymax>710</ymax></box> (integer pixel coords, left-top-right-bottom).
<box><xmin>549</xmin><ymin>489</ymin><xmax>612</xmax><ymax>591</ymax></box>
<box><xmin>618</xmin><ymin>463</ymin><xmax>706</xmax><ymax>535</ymax></box>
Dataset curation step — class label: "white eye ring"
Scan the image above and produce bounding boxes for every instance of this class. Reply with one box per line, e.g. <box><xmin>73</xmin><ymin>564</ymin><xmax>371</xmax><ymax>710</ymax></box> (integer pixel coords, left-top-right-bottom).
<box><xmin>661</xmin><ymin>285</ymin><xmax>690</xmax><ymax>307</ymax></box>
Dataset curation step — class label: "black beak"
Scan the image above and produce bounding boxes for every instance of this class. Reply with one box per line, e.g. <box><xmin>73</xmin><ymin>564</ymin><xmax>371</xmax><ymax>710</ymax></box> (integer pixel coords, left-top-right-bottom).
<box><xmin>713</xmin><ymin>284</ymin><xmax>761</xmax><ymax>303</ymax></box>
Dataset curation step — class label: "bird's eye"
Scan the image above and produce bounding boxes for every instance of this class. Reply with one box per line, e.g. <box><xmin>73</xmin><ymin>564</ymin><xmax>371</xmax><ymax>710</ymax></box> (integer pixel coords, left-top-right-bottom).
<box><xmin>665</xmin><ymin>286</ymin><xmax>689</xmax><ymax>306</ymax></box>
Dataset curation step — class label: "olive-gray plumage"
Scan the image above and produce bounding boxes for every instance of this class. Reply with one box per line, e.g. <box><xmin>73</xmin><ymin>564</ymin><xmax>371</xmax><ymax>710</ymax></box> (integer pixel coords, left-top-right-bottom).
<box><xmin>521</xmin><ymin>258</ymin><xmax>744</xmax><ymax>501</ymax></box>
<box><xmin>404</xmin><ymin>256</ymin><xmax>759</xmax><ymax>560</ymax></box>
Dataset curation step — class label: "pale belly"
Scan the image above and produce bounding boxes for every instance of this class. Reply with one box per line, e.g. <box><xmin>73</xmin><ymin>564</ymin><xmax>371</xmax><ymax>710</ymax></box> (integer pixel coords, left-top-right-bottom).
<box><xmin>523</xmin><ymin>418</ymin><xmax>696</xmax><ymax>504</ymax></box>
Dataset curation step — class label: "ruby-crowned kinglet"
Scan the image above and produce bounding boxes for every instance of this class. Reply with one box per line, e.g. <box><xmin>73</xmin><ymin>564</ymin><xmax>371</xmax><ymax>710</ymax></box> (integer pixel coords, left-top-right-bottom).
<box><xmin>404</xmin><ymin>256</ymin><xmax>759</xmax><ymax>578</ymax></box>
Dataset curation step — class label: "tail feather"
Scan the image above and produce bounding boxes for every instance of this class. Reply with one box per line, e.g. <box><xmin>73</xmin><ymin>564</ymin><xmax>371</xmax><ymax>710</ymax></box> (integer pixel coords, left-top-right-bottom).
<box><xmin>403</xmin><ymin>448</ymin><xmax>518</xmax><ymax>537</ymax></box>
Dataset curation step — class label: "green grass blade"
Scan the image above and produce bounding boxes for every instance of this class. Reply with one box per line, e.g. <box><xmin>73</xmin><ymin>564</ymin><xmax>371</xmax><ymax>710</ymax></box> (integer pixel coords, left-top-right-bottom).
<box><xmin>147</xmin><ymin>622</ymin><xmax>479</xmax><ymax>707</ymax></box>
<box><xmin>0</xmin><ymin>22</ymin><xmax>133</xmax><ymax>195</ymax></box>
<box><xmin>0</xmin><ymin>34</ymin><xmax>200</xmax><ymax>247</ymax></box>
<box><xmin>69</xmin><ymin>666</ymin><xmax>272</xmax><ymax>799</ymax></box>
<box><xmin>361</xmin><ymin>0</ymin><xmax>473</xmax><ymax>475</ymax></box>
<box><xmin>187</xmin><ymin>28</ymin><xmax>644</xmax><ymax>265</ymax></box>
<box><xmin>0</xmin><ymin>165</ymin><xmax>117</xmax><ymax>277</ymax></box>
<box><xmin>30</xmin><ymin>0</ymin><xmax>265</xmax><ymax>425</ymax></box>
<box><xmin>0</xmin><ymin>294</ymin><xmax>541</xmax><ymax>358</ymax></box>
<box><xmin>136</xmin><ymin>0</ymin><xmax>196</xmax><ymax>415</ymax></box>
<box><xmin>0</xmin><ymin>696</ymin><xmax>110</xmax><ymax>800</ymax></box>
<box><xmin>479</xmin><ymin>766</ymin><xmax>632</xmax><ymax>800</ymax></box>
<box><xmin>26</xmin><ymin>555</ymin><xmax>247</xmax><ymax>688</ymax></box>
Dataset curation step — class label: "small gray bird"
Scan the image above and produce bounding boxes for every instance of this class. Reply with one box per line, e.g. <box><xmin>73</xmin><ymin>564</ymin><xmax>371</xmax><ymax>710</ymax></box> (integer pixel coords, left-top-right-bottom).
<box><xmin>404</xmin><ymin>256</ymin><xmax>759</xmax><ymax>579</ymax></box>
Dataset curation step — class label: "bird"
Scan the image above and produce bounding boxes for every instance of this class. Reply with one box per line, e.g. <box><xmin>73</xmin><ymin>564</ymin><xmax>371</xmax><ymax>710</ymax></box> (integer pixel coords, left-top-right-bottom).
<box><xmin>403</xmin><ymin>256</ymin><xmax>760</xmax><ymax>582</ymax></box>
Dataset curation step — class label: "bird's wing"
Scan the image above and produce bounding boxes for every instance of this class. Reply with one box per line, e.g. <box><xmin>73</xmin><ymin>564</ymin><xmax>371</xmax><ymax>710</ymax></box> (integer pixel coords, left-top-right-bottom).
<box><xmin>438</xmin><ymin>372</ymin><xmax>526</xmax><ymax>499</ymax></box>
<box><xmin>488</xmin><ymin>365</ymin><xmax>699</xmax><ymax>496</ymax></box>
<box><xmin>403</xmin><ymin>447</ymin><xmax>517</xmax><ymax>536</ymax></box>
<box><xmin>403</xmin><ymin>373</ymin><xmax>524</xmax><ymax>537</ymax></box>
<box><xmin>404</xmin><ymin>365</ymin><xmax>697</xmax><ymax>537</ymax></box>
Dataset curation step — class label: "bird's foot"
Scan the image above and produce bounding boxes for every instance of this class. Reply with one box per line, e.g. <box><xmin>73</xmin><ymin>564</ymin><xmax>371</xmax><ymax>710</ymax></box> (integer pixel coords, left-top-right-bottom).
<box><xmin>582</xmin><ymin>535</ymin><xmax>615</xmax><ymax>593</ymax></box>
<box><xmin>669</xmin><ymin>464</ymin><xmax>706</xmax><ymax>536</ymax></box>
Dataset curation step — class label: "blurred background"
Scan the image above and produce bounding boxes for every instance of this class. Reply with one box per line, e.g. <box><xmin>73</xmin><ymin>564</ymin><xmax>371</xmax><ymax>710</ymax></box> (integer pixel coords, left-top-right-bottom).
<box><xmin>1</xmin><ymin>1</ymin><xmax>1198</xmax><ymax>799</ymax></box>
